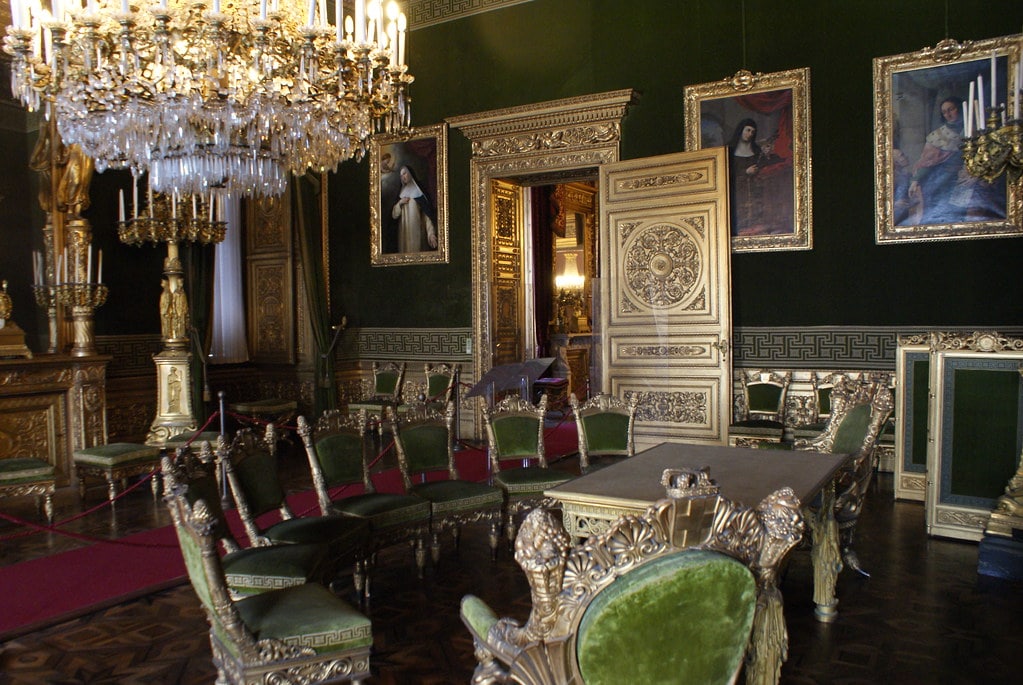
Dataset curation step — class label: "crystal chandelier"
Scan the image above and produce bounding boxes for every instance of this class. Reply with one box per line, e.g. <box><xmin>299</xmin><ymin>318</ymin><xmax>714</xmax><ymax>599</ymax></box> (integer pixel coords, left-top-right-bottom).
<box><xmin>4</xmin><ymin>0</ymin><xmax>413</xmax><ymax>197</ymax></box>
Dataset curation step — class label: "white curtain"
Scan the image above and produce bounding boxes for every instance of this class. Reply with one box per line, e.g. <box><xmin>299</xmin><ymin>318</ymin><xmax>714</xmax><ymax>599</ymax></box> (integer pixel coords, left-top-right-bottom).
<box><xmin>209</xmin><ymin>197</ymin><xmax>249</xmax><ymax>363</ymax></box>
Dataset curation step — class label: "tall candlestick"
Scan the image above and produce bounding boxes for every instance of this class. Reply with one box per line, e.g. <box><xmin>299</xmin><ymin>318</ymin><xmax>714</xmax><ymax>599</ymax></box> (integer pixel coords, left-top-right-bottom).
<box><xmin>966</xmin><ymin>80</ymin><xmax>975</xmax><ymax>137</ymax></box>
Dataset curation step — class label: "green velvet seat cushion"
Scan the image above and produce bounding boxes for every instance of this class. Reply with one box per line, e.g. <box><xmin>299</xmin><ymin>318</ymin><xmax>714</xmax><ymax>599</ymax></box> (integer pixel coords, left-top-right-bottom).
<box><xmin>230</xmin><ymin>399</ymin><xmax>297</xmax><ymax>414</ymax></box>
<box><xmin>0</xmin><ymin>457</ymin><xmax>55</xmax><ymax>482</ymax></box>
<box><xmin>236</xmin><ymin>582</ymin><xmax>373</xmax><ymax>652</ymax></box>
<box><xmin>460</xmin><ymin>594</ymin><xmax>499</xmax><ymax>640</ymax></box>
<box><xmin>73</xmin><ymin>442</ymin><xmax>160</xmax><ymax>466</ymax></box>
<box><xmin>333</xmin><ymin>492</ymin><xmax>431</xmax><ymax>529</ymax></box>
<box><xmin>410</xmin><ymin>480</ymin><xmax>503</xmax><ymax>515</ymax></box>
<box><xmin>577</xmin><ymin>549</ymin><xmax>756</xmax><ymax>685</ymax></box>
<box><xmin>223</xmin><ymin>542</ymin><xmax>329</xmax><ymax>596</ymax></box>
<box><xmin>263</xmin><ymin>513</ymin><xmax>370</xmax><ymax>549</ymax></box>
<box><xmin>494</xmin><ymin>467</ymin><xmax>573</xmax><ymax>495</ymax></box>
<box><xmin>580</xmin><ymin>413</ymin><xmax>631</xmax><ymax>455</ymax></box>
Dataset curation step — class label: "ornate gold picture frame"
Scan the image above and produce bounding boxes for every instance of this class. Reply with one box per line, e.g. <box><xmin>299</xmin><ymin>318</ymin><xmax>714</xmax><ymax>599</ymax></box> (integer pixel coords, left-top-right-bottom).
<box><xmin>684</xmin><ymin>68</ymin><xmax>812</xmax><ymax>253</ymax></box>
<box><xmin>873</xmin><ymin>36</ymin><xmax>1022</xmax><ymax>244</ymax></box>
<box><xmin>370</xmin><ymin>123</ymin><xmax>449</xmax><ymax>266</ymax></box>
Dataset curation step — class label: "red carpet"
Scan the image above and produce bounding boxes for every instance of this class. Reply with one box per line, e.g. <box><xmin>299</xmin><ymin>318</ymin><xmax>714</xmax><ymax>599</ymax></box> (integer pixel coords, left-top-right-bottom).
<box><xmin>0</xmin><ymin>419</ymin><xmax>577</xmax><ymax>639</ymax></box>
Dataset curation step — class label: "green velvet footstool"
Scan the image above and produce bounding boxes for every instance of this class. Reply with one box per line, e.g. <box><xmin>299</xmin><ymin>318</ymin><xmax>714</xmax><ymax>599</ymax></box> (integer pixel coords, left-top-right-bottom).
<box><xmin>73</xmin><ymin>442</ymin><xmax>162</xmax><ymax>503</ymax></box>
<box><xmin>0</xmin><ymin>457</ymin><xmax>56</xmax><ymax>523</ymax></box>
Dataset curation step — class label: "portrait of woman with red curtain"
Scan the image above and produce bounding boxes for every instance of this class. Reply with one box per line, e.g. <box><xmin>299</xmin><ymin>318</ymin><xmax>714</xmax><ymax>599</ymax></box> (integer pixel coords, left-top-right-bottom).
<box><xmin>685</xmin><ymin>68</ymin><xmax>811</xmax><ymax>252</ymax></box>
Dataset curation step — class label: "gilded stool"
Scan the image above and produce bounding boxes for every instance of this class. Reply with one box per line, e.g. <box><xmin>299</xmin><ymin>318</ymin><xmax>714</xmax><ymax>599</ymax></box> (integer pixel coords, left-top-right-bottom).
<box><xmin>0</xmin><ymin>457</ymin><xmax>56</xmax><ymax>523</ymax></box>
<box><xmin>73</xmin><ymin>442</ymin><xmax>162</xmax><ymax>503</ymax></box>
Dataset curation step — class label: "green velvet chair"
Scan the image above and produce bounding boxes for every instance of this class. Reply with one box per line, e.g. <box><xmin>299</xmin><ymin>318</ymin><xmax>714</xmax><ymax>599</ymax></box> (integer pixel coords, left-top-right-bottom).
<box><xmin>794</xmin><ymin>375</ymin><xmax>894</xmax><ymax>577</ymax></box>
<box><xmin>216</xmin><ymin>427</ymin><xmax>372</xmax><ymax>597</ymax></box>
<box><xmin>388</xmin><ymin>401</ymin><xmax>503</xmax><ymax>564</ymax></box>
<box><xmin>483</xmin><ymin>394</ymin><xmax>573</xmax><ymax>544</ymax></box>
<box><xmin>164</xmin><ymin>479</ymin><xmax>372</xmax><ymax>685</ymax></box>
<box><xmin>569</xmin><ymin>392</ymin><xmax>639</xmax><ymax>474</ymax></box>
<box><xmin>162</xmin><ymin>447</ymin><xmax>332</xmax><ymax>598</ymax></box>
<box><xmin>0</xmin><ymin>457</ymin><xmax>56</xmax><ymax>523</ymax></box>
<box><xmin>347</xmin><ymin>361</ymin><xmax>406</xmax><ymax>420</ymax></box>
<box><xmin>461</xmin><ymin>472</ymin><xmax>806</xmax><ymax>685</ymax></box>
<box><xmin>297</xmin><ymin>410</ymin><xmax>431</xmax><ymax>590</ymax></box>
<box><xmin>72</xmin><ymin>442</ymin><xmax>161</xmax><ymax>503</ymax></box>
<box><xmin>728</xmin><ymin>369</ymin><xmax>791</xmax><ymax>447</ymax></box>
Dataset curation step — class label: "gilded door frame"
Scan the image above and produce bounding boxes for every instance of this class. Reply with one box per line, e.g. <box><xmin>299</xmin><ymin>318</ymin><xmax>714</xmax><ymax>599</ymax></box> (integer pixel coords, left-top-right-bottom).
<box><xmin>448</xmin><ymin>90</ymin><xmax>638</xmax><ymax>436</ymax></box>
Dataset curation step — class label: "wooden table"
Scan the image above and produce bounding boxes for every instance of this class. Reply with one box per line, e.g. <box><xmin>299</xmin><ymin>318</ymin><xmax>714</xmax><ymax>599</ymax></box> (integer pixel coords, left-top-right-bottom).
<box><xmin>546</xmin><ymin>442</ymin><xmax>853</xmax><ymax>685</ymax></box>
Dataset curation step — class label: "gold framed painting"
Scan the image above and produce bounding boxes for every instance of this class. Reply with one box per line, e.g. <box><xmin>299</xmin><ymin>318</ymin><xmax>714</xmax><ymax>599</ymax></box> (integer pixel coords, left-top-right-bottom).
<box><xmin>370</xmin><ymin>123</ymin><xmax>449</xmax><ymax>266</ymax></box>
<box><xmin>873</xmin><ymin>36</ymin><xmax>1022</xmax><ymax>244</ymax></box>
<box><xmin>684</xmin><ymin>67</ymin><xmax>812</xmax><ymax>253</ymax></box>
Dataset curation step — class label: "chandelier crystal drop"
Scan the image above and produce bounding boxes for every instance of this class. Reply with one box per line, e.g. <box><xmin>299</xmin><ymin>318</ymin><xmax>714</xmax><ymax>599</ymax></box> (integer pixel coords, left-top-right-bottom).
<box><xmin>4</xmin><ymin>0</ymin><xmax>413</xmax><ymax>197</ymax></box>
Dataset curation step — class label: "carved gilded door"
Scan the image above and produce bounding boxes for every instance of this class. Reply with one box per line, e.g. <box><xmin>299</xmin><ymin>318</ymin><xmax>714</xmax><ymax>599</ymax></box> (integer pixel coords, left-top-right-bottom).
<box><xmin>490</xmin><ymin>178</ymin><xmax>523</xmax><ymax>366</ymax></box>
<box><xmin>599</xmin><ymin>148</ymin><xmax>732</xmax><ymax>446</ymax></box>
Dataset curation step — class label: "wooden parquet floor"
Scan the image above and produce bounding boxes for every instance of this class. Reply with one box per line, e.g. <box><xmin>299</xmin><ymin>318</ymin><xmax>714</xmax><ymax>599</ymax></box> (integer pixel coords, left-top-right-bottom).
<box><xmin>2</xmin><ymin>452</ymin><xmax>1022</xmax><ymax>684</ymax></box>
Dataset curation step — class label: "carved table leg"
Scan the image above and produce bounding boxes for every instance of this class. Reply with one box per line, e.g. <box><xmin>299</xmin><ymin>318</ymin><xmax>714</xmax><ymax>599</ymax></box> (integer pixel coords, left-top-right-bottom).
<box><xmin>745</xmin><ymin>584</ymin><xmax>787</xmax><ymax>685</ymax></box>
<box><xmin>808</xmin><ymin>481</ymin><xmax>842</xmax><ymax>622</ymax></box>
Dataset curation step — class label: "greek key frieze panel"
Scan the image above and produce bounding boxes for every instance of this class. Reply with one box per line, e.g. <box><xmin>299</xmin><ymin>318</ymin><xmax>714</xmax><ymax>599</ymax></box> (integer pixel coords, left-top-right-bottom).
<box><xmin>734</xmin><ymin>326</ymin><xmax>1023</xmax><ymax>370</ymax></box>
<box><xmin>408</xmin><ymin>0</ymin><xmax>531</xmax><ymax>28</ymax></box>
<box><xmin>343</xmin><ymin>328</ymin><xmax>473</xmax><ymax>361</ymax></box>
<box><xmin>96</xmin><ymin>335</ymin><xmax>163</xmax><ymax>377</ymax></box>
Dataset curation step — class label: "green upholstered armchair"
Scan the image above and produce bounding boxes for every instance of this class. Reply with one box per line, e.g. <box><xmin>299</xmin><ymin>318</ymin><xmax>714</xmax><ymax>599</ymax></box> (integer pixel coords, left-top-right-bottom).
<box><xmin>0</xmin><ymin>457</ymin><xmax>55</xmax><ymax>524</ymax></box>
<box><xmin>461</xmin><ymin>470</ymin><xmax>805</xmax><ymax>685</ymax></box>
<box><xmin>483</xmin><ymin>394</ymin><xmax>574</xmax><ymax>544</ymax></box>
<box><xmin>216</xmin><ymin>427</ymin><xmax>371</xmax><ymax>599</ymax></box>
<box><xmin>164</xmin><ymin>480</ymin><xmax>373</xmax><ymax>685</ymax></box>
<box><xmin>297</xmin><ymin>410</ymin><xmax>431</xmax><ymax>590</ymax></box>
<box><xmin>347</xmin><ymin>361</ymin><xmax>406</xmax><ymax>419</ymax></box>
<box><xmin>162</xmin><ymin>449</ymin><xmax>332</xmax><ymax>598</ymax></box>
<box><xmin>569</xmin><ymin>392</ymin><xmax>640</xmax><ymax>474</ymax></box>
<box><xmin>794</xmin><ymin>375</ymin><xmax>894</xmax><ymax>578</ymax></box>
<box><xmin>388</xmin><ymin>401</ymin><xmax>503</xmax><ymax>564</ymax></box>
<box><xmin>728</xmin><ymin>369</ymin><xmax>791</xmax><ymax>447</ymax></box>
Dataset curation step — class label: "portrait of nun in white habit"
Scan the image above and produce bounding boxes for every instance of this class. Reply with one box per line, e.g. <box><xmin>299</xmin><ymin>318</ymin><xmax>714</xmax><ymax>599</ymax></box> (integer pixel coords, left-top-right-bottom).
<box><xmin>391</xmin><ymin>165</ymin><xmax>438</xmax><ymax>253</ymax></box>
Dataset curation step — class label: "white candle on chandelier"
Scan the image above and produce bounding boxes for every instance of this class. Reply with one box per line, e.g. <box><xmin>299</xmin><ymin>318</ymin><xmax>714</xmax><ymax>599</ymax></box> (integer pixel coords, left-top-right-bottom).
<box><xmin>335</xmin><ymin>0</ymin><xmax>342</xmax><ymax>40</ymax></box>
<box><xmin>978</xmin><ymin>75</ymin><xmax>986</xmax><ymax>129</ymax></box>
<box><xmin>990</xmin><ymin>51</ymin><xmax>997</xmax><ymax>108</ymax></box>
<box><xmin>209</xmin><ymin>193</ymin><xmax>215</xmax><ymax>222</ymax></box>
<box><xmin>308</xmin><ymin>0</ymin><xmax>316</xmax><ymax>24</ymax></box>
<box><xmin>10</xmin><ymin>0</ymin><xmax>21</xmax><ymax>29</ymax></box>
<box><xmin>172</xmin><ymin>192</ymin><xmax>177</xmax><ymax>220</ymax></box>
<box><xmin>192</xmin><ymin>194</ymin><xmax>197</xmax><ymax>218</ymax></box>
<box><xmin>119</xmin><ymin>189</ymin><xmax>126</xmax><ymax>222</ymax></box>
<box><xmin>260</xmin><ymin>0</ymin><xmax>267</xmax><ymax>20</ymax></box>
<box><xmin>121</xmin><ymin>0</ymin><xmax>128</xmax><ymax>13</ymax></box>
<box><xmin>132</xmin><ymin>176</ymin><xmax>138</xmax><ymax>218</ymax></box>
<box><xmin>397</xmin><ymin>13</ymin><xmax>406</xmax><ymax>67</ymax></box>
<box><xmin>147</xmin><ymin>180</ymin><xmax>154</xmax><ymax>218</ymax></box>
<box><xmin>86</xmin><ymin>246</ymin><xmax>92</xmax><ymax>283</ymax></box>
<box><xmin>966</xmin><ymin>80</ymin><xmax>975</xmax><ymax>137</ymax></box>
<box><xmin>97</xmin><ymin>249</ymin><xmax>102</xmax><ymax>284</ymax></box>
<box><xmin>355</xmin><ymin>0</ymin><xmax>365</xmax><ymax>42</ymax></box>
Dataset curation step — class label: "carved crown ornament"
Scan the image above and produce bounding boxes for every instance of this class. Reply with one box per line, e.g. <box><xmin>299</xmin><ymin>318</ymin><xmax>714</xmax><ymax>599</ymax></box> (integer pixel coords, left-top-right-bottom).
<box><xmin>930</xmin><ymin>331</ymin><xmax>1023</xmax><ymax>353</ymax></box>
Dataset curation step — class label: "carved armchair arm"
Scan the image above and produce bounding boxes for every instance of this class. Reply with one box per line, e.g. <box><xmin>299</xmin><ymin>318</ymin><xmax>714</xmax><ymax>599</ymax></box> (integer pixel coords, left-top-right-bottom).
<box><xmin>460</xmin><ymin>595</ymin><xmax>517</xmax><ymax>684</ymax></box>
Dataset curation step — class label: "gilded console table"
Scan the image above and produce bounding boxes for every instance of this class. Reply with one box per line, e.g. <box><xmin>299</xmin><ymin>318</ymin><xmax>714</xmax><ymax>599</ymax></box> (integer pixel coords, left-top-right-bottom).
<box><xmin>0</xmin><ymin>355</ymin><xmax>110</xmax><ymax>485</ymax></box>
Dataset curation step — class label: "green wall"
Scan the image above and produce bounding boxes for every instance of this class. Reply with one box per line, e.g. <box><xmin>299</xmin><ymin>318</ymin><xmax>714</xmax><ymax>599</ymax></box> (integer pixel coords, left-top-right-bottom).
<box><xmin>330</xmin><ymin>0</ymin><xmax>1023</xmax><ymax>330</ymax></box>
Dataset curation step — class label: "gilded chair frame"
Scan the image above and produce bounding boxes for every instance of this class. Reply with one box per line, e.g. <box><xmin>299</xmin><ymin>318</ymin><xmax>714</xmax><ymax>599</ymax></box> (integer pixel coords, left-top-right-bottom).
<box><xmin>348</xmin><ymin>361</ymin><xmax>406</xmax><ymax>418</ymax></box>
<box><xmin>729</xmin><ymin>369</ymin><xmax>792</xmax><ymax>446</ymax></box>
<box><xmin>389</xmin><ymin>401</ymin><xmax>503</xmax><ymax>563</ymax></box>
<box><xmin>297</xmin><ymin>410</ymin><xmax>430</xmax><ymax>583</ymax></box>
<box><xmin>483</xmin><ymin>394</ymin><xmax>573</xmax><ymax>543</ymax></box>
<box><xmin>462</xmin><ymin>469</ymin><xmax>804</xmax><ymax>685</ymax></box>
<box><xmin>794</xmin><ymin>375</ymin><xmax>894</xmax><ymax>576</ymax></box>
<box><xmin>569</xmin><ymin>392</ymin><xmax>639</xmax><ymax>473</ymax></box>
<box><xmin>164</xmin><ymin>483</ymin><xmax>372</xmax><ymax>685</ymax></box>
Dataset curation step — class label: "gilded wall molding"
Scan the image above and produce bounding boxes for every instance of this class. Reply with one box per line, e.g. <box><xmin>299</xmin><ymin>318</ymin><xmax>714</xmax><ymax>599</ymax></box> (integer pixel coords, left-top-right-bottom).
<box><xmin>407</xmin><ymin>0</ymin><xmax>531</xmax><ymax>29</ymax></box>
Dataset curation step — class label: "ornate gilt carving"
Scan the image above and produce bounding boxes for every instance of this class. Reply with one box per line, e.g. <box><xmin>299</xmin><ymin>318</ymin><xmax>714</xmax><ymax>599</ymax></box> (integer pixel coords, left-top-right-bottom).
<box><xmin>627</xmin><ymin>389</ymin><xmax>708</xmax><ymax>425</ymax></box>
<box><xmin>930</xmin><ymin>330</ymin><xmax>1023</xmax><ymax>353</ymax></box>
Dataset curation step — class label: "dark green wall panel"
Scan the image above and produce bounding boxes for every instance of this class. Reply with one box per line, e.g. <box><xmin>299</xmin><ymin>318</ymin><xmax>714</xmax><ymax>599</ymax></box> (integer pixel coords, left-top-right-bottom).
<box><xmin>331</xmin><ymin>0</ymin><xmax>1023</xmax><ymax>329</ymax></box>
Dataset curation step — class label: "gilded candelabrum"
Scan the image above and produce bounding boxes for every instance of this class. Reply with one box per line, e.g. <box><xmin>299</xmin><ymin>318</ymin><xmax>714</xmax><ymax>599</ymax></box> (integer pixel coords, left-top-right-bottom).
<box><xmin>55</xmin><ymin>281</ymin><xmax>109</xmax><ymax>357</ymax></box>
<box><xmin>962</xmin><ymin>108</ymin><xmax>1023</xmax><ymax>185</ymax></box>
<box><xmin>118</xmin><ymin>187</ymin><xmax>226</xmax><ymax>445</ymax></box>
<box><xmin>31</xmin><ymin>284</ymin><xmax>59</xmax><ymax>354</ymax></box>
